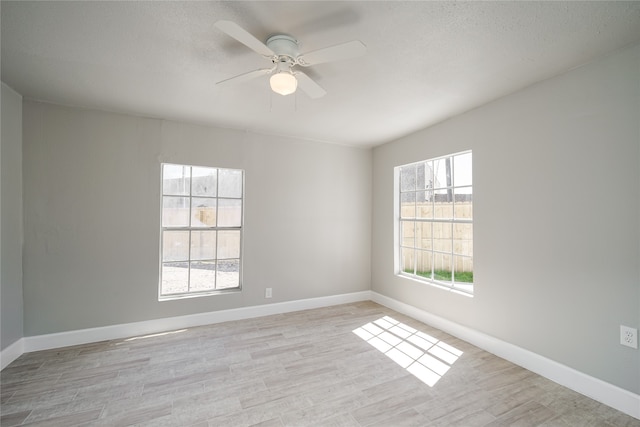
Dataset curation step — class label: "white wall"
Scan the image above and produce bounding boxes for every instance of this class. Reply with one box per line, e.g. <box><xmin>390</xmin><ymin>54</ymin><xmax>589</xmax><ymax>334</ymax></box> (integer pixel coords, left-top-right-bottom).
<box><xmin>1</xmin><ymin>83</ymin><xmax>24</xmax><ymax>352</ymax></box>
<box><xmin>372</xmin><ymin>44</ymin><xmax>640</xmax><ymax>394</ymax></box>
<box><xmin>22</xmin><ymin>102</ymin><xmax>371</xmax><ymax>336</ymax></box>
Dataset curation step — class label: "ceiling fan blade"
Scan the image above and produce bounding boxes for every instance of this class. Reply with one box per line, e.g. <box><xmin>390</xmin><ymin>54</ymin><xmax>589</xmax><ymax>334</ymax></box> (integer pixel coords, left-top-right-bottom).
<box><xmin>295</xmin><ymin>71</ymin><xmax>327</xmax><ymax>99</ymax></box>
<box><xmin>297</xmin><ymin>40</ymin><xmax>366</xmax><ymax>66</ymax></box>
<box><xmin>214</xmin><ymin>20</ymin><xmax>275</xmax><ymax>57</ymax></box>
<box><xmin>217</xmin><ymin>68</ymin><xmax>273</xmax><ymax>86</ymax></box>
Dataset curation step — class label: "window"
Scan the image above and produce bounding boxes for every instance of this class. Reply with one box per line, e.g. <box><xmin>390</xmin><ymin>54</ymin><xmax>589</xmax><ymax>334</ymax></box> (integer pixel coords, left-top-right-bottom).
<box><xmin>160</xmin><ymin>163</ymin><xmax>243</xmax><ymax>298</ymax></box>
<box><xmin>397</xmin><ymin>151</ymin><xmax>473</xmax><ymax>294</ymax></box>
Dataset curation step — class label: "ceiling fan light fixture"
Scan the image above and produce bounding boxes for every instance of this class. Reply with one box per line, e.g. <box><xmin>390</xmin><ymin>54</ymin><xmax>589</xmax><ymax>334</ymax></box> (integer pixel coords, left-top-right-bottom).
<box><xmin>270</xmin><ymin>71</ymin><xmax>297</xmax><ymax>96</ymax></box>
<box><xmin>215</xmin><ymin>20</ymin><xmax>365</xmax><ymax>99</ymax></box>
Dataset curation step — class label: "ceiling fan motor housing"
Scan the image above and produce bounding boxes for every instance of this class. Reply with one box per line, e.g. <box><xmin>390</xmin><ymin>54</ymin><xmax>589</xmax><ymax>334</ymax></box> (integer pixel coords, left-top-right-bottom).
<box><xmin>266</xmin><ymin>35</ymin><xmax>299</xmax><ymax>62</ymax></box>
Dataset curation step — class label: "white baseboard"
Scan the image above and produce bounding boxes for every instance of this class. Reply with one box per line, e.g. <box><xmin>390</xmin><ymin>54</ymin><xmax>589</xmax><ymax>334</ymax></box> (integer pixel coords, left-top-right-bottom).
<box><xmin>22</xmin><ymin>290</ymin><xmax>372</xmax><ymax>353</ymax></box>
<box><xmin>0</xmin><ymin>338</ymin><xmax>25</xmax><ymax>370</ymax></box>
<box><xmin>370</xmin><ymin>291</ymin><xmax>640</xmax><ymax>421</ymax></box>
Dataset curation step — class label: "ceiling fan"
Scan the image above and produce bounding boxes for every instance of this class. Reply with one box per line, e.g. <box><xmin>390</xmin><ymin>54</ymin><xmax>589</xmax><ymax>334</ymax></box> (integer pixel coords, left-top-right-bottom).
<box><xmin>214</xmin><ymin>20</ymin><xmax>366</xmax><ymax>99</ymax></box>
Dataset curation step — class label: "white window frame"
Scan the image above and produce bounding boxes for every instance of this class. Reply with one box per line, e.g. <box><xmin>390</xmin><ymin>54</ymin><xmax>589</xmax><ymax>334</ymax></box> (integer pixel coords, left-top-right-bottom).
<box><xmin>395</xmin><ymin>151</ymin><xmax>473</xmax><ymax>295</ymax></box>
<box><xmin>159</xmin><ymin>163</ymin><xmax>243</xmax><ymax>300</ymax></box>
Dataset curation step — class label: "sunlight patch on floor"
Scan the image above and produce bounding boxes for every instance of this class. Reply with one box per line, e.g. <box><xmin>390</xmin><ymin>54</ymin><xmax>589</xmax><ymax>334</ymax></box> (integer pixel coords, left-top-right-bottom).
<box><xmin>353</xmin><ymin>316</ymin><xmax>462</xmax><ymax>386</ymax></box>
<box><xmin>122</xmin><ymin>329</ymin><xmax>188</xmax><ymax>342</ymax></box>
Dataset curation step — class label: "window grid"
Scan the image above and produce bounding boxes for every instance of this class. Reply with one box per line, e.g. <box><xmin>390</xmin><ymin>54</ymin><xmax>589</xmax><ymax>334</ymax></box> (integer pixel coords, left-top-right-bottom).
<box><xmin>160</xmin><ymin>164</ymin><xmax>243</xmax><ymax>299</ymax></box>
<box><xmin>397</xmin><ymin>151</ymin><xmax>473</xmax><ymax>294</ymax></box>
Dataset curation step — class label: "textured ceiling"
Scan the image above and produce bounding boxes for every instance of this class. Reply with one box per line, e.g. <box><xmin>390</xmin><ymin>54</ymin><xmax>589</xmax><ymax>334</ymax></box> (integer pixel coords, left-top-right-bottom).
<box><xmin>2</xmin><ymin>1</ymin><xmax>640</xmax><ymax>147</ymax></box>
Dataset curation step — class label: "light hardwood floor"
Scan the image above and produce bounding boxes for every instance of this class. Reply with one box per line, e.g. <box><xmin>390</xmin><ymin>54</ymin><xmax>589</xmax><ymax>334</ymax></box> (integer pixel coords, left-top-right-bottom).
<box><xmin>1</xmin><ymin>302</ymin><xmax>638</xmax><ymax>426</ymax></box>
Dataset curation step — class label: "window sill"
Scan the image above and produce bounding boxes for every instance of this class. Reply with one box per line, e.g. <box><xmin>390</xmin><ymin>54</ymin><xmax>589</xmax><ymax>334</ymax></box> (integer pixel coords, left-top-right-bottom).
<box><xmin>159</xmin><ymin>287</ymin><xmax>241</xmax><ymax>301</ymax></box>
<box><xmin>397</xmin><ymin>273</ymin><xmax>473</xmax><ymax>297</ymax></box>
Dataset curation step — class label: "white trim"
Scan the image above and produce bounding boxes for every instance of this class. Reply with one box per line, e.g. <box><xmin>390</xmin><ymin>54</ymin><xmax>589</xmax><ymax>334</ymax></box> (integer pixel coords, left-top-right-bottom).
<box><xmin>371</xmin><ymin>291</ymin><xmax>640</xmax><ymax>421</ymax></box>
<box><xmin>1</xmin><ymin>338</ymin><xmax>25</xmax><ymax>370</ymax></box>
<box><xmin>22</xmin><ymin>291</ymin><xmax>372</xmax><ymax>353</ymax></box>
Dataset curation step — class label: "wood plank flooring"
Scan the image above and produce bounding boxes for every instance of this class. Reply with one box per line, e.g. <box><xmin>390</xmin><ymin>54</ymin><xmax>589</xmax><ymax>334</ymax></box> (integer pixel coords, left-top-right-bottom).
<box><xmin>1</xmin><ymin>301</ymin><xmax>638</xmax><ymax>426</ymax></box>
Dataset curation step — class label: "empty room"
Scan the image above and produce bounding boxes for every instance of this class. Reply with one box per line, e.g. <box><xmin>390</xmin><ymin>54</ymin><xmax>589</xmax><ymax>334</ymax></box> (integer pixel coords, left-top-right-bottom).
<box><xmin>1</xmin><ymin>1</ymin><xmax>639</xmax><ymax>426</ymax></box>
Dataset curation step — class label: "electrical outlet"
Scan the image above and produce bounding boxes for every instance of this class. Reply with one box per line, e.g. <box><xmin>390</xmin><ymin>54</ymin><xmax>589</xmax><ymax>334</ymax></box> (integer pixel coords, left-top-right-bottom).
<box><xmin>265</xmin><ymin>288</ymin><xmax>272</xmax><ymax>299</ymax></box>
<box><xmin>620</xmin><ymin>325</ymin><xmax>638</xmax><ymax>349</ymax></box>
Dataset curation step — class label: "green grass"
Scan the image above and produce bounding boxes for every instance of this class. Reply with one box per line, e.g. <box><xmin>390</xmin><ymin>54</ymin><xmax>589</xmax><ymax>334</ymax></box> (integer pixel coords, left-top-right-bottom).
<box><xmin>405</xmin><ymin>269</ymin><xmax>473</xmax><ymax>283</ymax></box>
